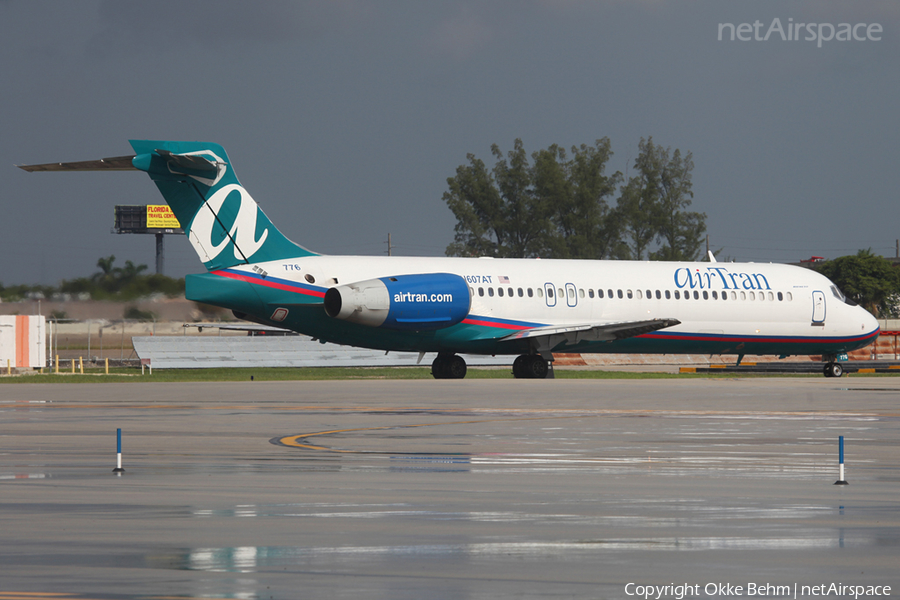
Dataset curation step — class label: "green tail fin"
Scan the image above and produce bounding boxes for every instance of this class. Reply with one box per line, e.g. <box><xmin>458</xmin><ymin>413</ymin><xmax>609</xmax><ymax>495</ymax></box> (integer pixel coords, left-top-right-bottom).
<box><xmin>129</xmin><ymin>140</ymin><xmax>316</xmax><ymax>271</ymax></box>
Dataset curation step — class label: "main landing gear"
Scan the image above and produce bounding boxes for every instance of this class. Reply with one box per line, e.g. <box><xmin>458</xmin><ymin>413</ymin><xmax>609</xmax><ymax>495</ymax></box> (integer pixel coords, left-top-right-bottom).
<box><xmin>512</xmin><ymin>354</ymin><xmax>551</xmax><ymax>379</ymax></box>
<box><xmin>823</xmin><ymin>362</ymin><xmax>844</xmax><ymax>378</ymax></box>
<box><xmin>431</xmin><ymin>353</ymin><xmax>467</xmax><ymax>379</ymax></box>
<box><xmin>430</xmin><ymin>353</ymin><xmax>554</xmax><ymax>379</ymax></box>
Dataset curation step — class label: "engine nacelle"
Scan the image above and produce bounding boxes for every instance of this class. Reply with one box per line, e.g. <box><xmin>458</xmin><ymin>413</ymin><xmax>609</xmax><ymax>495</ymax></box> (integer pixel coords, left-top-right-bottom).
<box><xmin>323</xmin><ymin>273</ymin><xmax>471</xmax><ymax>330</ymax></box>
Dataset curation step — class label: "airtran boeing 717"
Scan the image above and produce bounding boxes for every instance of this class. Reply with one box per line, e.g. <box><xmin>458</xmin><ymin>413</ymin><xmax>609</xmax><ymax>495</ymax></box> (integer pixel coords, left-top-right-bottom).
<box><xmin>19</xmin><ymin>141</ymin><xmax>880</xmax><ymax>378</ymax></box>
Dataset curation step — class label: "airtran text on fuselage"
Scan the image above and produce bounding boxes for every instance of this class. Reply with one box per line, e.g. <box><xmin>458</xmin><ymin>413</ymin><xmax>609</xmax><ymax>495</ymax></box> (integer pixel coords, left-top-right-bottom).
<box><xmin>674</xmin><ymin>267</ymin><xmax>771</xmax><ymax>291</ymax></box>
<box><xmin>394</xmin><ymin>293</ymin><xmax>454</xmax><ymax>303</ymax></box>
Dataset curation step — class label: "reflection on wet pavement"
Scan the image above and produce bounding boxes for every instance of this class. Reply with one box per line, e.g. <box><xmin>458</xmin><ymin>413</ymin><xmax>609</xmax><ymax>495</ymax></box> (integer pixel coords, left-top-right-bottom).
<box><xmin>2</xmin><ymin>379</ymin><xmax>899</xmax><ymax>599</ymax></box>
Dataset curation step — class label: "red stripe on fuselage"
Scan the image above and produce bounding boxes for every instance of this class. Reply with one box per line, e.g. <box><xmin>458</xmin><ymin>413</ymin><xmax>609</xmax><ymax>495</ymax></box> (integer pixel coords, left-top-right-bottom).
<box><xmin>213</xmin><ymin>269</ymin><xmax>326</xmax><ymax>298</ymax></box>
<box><xmin>461</xmin><ymin>317</ymin><xmax>531</xmax><ymax>331</ymax></box>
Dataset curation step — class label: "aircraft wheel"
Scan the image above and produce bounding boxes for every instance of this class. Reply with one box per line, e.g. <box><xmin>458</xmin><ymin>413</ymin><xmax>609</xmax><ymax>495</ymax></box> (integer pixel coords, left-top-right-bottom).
<box><xmin>447</xmin><ymin>355</ymin><xmax>467</xmax><ymax>379</ymax></box>
<box><xmin>525</xmin><ymin>355</ymin><xmax>550</xmax><ymax>379</ymax></box>
<box><xmin>825</xmin><ymin>362</ymin><xmax>843</xmax><ymax>378</ymax></box>
<box><xmin>432</xmin><ymin>355</ymin><xmax>449</xmax><ymax>379</ymax></box>
<box><xmin>512</xmin><ymin>355</ymin><xmax>529</xmax><ymax>379</ymax></box>
<box><xmin>432</xmin><ymin>354</ymin><xmax>467</xmax><ymax>379</ymax></box>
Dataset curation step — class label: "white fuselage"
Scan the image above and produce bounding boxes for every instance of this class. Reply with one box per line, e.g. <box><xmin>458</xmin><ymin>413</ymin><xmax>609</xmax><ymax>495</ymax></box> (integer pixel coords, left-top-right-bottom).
<box><xmin>233</xmin><ymin>255</ymin><xmax>879</xmax><ymax>353</ymax></box>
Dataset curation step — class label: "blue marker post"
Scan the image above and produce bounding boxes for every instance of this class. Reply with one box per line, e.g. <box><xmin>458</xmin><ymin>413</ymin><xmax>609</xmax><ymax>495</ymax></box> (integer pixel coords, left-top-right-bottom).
<box><xmin>834</xmin><ymin>435</ymin><xmax>848</xmax><ymax>485</ymax></box>
<box><xmin>113</xmin><ymin>428</ymin><xmax>125</xmax><ymax>474</ymax></box>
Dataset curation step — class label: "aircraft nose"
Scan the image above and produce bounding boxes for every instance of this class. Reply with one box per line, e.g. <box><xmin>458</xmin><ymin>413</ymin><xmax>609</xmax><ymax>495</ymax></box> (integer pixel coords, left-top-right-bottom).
<box><xmin>861</xmin><ymin>307</ymin><xmax>880</xmax><ymax>336</ymax></box>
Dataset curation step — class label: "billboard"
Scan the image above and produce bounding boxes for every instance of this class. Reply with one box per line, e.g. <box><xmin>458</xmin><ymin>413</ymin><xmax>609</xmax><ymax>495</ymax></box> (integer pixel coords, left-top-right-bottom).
<box><xmin>114</xmin><ymin>205</ymin><xmax>183</xmax><ymax>234</ymax></box>
<box><xmin>146</xmin><ymin>205</ymin><xmax>181</xmax><ymax>229</ymax></box>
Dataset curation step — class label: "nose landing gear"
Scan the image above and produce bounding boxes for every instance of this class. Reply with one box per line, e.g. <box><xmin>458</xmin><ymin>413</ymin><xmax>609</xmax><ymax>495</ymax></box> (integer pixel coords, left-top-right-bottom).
<box><xmin>823</xmin><ymin>362</ymin><xmax>844</xmax><ymax>378</ymax></box>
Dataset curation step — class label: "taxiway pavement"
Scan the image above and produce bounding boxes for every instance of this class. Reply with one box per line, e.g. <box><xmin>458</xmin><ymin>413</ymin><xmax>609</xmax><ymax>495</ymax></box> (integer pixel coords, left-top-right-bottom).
<box><xmin>1</xmin><ymin>377</ymin><xmax>898</xmax><ymax>599</ymax></box>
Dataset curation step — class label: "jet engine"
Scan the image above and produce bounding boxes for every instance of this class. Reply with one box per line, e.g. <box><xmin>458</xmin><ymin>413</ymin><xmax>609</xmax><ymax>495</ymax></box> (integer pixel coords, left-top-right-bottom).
<box><xmin>323</xmin><ymin>273</ymin><xmax>471</xmax><ymax>330</ymax></box>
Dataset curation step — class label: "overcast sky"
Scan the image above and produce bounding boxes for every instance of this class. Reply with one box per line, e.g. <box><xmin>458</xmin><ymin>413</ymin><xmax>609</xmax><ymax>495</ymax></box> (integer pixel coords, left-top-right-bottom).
<box><xmin>2</xmin><ymin>0</ymin><xmax>898</xmax><ymax>285</ymax></box>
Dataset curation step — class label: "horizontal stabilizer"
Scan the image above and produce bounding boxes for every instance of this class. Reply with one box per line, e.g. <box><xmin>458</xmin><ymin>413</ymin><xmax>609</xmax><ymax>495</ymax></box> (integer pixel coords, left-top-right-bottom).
<box><xmin>155</xmin><ymin>148</ymin><xmax>219</xmax><ymax>174</ymax></box>
<box><xmin>17</xmin><ymin>156</ymin><xmax>137</xmax><ymax>172</ymax></box>
<box><xmin>183</xmin><ymin>323</ymin><xmax>294</xmax><ymax>334</ymax></box>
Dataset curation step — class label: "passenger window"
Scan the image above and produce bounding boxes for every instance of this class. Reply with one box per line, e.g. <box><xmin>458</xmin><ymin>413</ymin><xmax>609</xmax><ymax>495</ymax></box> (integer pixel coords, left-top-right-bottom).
<box><xmin>498</xmin><ymin>287</ymin><xmax>504</xmax><ymax>297</ymax></box>
<box><xmin>674</xmin><ymin>290</ymin><xmax>680</xmax><ymax>299</ymax></box>
<box><xmin>617</xmin><ymin>289</ymin><xmax>623</xmax><ymax>299</ymax></box>
<box><xmin>518</xmin><ymin>288</ymin><xmax>524</xmax><ymax>297</ymax></box>
<box><xmin>579</xmin><ymin>289</ymin><xmax>585</xmax><ymax>299</ymax></box>
<box><xmin>527</xmin><ymin>288</ymin><xmax>533</xmax><ymax>297</ymax></box>
<box><xmin>768</xmin><ymin>292</ymin><xmax>774</xmax><ymax>301</ymax></box>
<box><xmin>655</xmin><ymin>290</ymin><xmax>661</xmax><ymax>299</ymax></box>
<box><xmin>636</xmin><ymin>290</ymin><xmax>642</xmax><ymax>299</ymax></box>
<box><xmin>558</xmin><ymin>288</ymin><xmax>564</xmax><ymax>299</ymax></box>
<box><xmin>711</xmin><ymin>291</ymin><xmax>717</xmax><ymax>300</ymax></box>
<box><xmin>488</xmin><ymin>287</ymin><xmax>494</xmax><ymax>297</ymax></box>
<box><xmin>627</xmin><ymin>289</ymin><xmax>633</xmax><ymax>299</ymax></box>
<box><xmin>537</xmin><ymin>288</ymin><xmax>543</xmax><ymax>298</ymax></box>
<box><xmin>665</xmin><ymin>290</ymin><xmax>671</xmax><ymax>299</ymax></box>
<box><xmin>547</xmin><ymin>288</ymin><xmax>554</xmax><ymax>298</ymax></box>
<box><xmin>693</xmin><ymin>291</ymin><xmax>699</xmax><ymax>300</ymax></box>
<box><xmin>646</xmin><ymin>290</ymin><xmax>652</xmax><ymax>298</ymax></box>
<box><xmin>608</xmin><ymin>289</ymin><xmax>614</xmax><ymax>299</ymax></box>
<box><xmin>786</xmin><ymin>292</ymin><xmax>792</xmax><ymax>301</ymax></box>
<box><xmin>748</xmin><ymin>291</ymin><xmax>755</xmax><ymax>300</ymax></box>
<box><xmin>598</xmin><ymin>289</ymin><xmax>604</xmax><ymax>298</ymax></box>
<box><xmin>722</xmin><ymin>292</ymin><xmax>727</xmax><ymax>301</ymax></box>
<box><xmin>478</xmin><ymin>287</ymin><xmax>484</xmax><ymax>297</ymax></box>
<box><xmin>777</xmin><ymin>291</ymin><xmax>783</xmax><ymax>301</ymax></box>
<box><xmin>703</xmin><ymin>291</ymin><xmax>709</xmax><ymax>300</ymax></box>
<box><xmin>589</xmin><ymin>289</ymin><xmax>594</xmax><ymax>298</ymax></box>
<box><xmin>469</xmin><ymin>287</ymin><xmax>474</xmax><ymax>296</ymax></box>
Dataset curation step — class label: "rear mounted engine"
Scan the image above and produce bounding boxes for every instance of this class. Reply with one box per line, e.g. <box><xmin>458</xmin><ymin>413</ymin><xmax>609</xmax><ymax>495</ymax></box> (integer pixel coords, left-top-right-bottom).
<box><xmin>323</xmin><ymin>273</ymin><xmax>471</xmax><ymax>330</ymax></box>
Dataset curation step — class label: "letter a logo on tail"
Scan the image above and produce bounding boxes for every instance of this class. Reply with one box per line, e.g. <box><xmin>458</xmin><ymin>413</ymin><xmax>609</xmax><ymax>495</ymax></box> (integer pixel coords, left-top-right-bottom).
<box><xmin>189</xmin><ymin>184</ymin><xmax>269</xmax><ymax>264</ymax></box>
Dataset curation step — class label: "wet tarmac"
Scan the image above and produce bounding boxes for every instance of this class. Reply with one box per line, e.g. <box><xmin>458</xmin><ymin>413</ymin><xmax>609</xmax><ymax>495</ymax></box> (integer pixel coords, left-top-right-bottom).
<box><xmin>1</xmin><ymin>378</ymin><xmax>898</xmax><ymax>599</ymax></box>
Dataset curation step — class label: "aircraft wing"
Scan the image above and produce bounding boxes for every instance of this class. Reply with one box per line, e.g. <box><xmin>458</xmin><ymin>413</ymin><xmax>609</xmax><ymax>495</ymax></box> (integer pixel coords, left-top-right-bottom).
<box><xmin>500</xmin><ymin>318</ymin><xmax>681</xmax><ymax>346</ymax></box>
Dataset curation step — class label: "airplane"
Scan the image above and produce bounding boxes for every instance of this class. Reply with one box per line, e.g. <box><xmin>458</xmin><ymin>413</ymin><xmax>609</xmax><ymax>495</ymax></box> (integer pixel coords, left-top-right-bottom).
<box><xmin>19</xmin><ymin>140</ymin><xmax>880</xmax><ymax>379</ymax></box>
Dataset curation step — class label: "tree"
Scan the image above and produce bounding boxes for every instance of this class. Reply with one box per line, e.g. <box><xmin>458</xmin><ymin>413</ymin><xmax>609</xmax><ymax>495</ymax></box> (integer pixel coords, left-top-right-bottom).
<box><xmin>93</xmin><ymin>255</ymin><xmax>116</xmax><ymax>281</ymax></box>
<box><xmin>489</xmin><ymin>139</ymin><xmax>554</xmax><ymax>257</ymax></box>
<box><xmin>444</xmin><ymin>138</ymin><xmax>623</xmax><ymax>259</ymax></box>
<box><xmin>532</xmin><ymin>139</ymin><xmax>625</xmax><ymax>259</ymax></box>
<box><xmin>444</xmin><ymin>140</ymin><xmax>557</xmax><ymax>258</ymax></box>
<box><xmin>444</xmin><ymin>137</ymin><xmax>704</xmax><ymax>261</ymax></box>
<box><xmin>619</xmin><ymin>137</ymin><xmax>706</xmax><ymax>261</ymax></box>
<box><xmin>816</xmin><ymin>249</ymin><xmax>900</xmax><ymax>318</ymax></box>
<box><xmin>1</xmin><ymin>256</ymin><xmax>184</xmax><ymax>302</ymax></box>
<box><xmin>618</xmin><ymin>165</ymin><xmax>658</xmax><ymax>261</ymax></box>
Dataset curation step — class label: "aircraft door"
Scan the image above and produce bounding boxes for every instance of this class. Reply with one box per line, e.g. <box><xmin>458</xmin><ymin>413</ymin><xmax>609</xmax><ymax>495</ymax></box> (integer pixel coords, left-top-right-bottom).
<box><xmin>544</xmin><ymin>283</ymin><xmax>556</xmax><ymax>307</ymax></box>
<box><xmin>812</xmin><ymin>290</ymin><xmax>826</xmax><ymax>324</ymax></box>
<box><xmin>565</xmin><ymin>283</ymin><xmax>577</xmax><ymax>307</ymax></box>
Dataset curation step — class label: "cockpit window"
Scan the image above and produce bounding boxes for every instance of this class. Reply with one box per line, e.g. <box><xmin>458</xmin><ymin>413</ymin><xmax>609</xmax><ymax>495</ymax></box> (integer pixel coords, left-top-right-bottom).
<box><xmin>831</xmin><ymin>285</ymin><xmax>858</xmax><ymax>306</ymax></box>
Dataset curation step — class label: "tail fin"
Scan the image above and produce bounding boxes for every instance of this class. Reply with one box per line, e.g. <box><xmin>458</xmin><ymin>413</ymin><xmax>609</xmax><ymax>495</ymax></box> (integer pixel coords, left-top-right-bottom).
<box><xmin>129</xmin><ymin>140</ymin><xmax>316</xmax><ymax>270</ymax></box>
<box><xmin>19</xmin><ymin>140</ymin><xmax>316</xmax><ymax>271</ymax></box>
